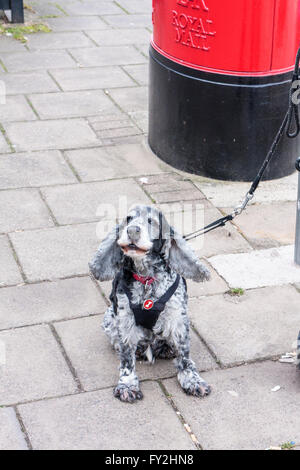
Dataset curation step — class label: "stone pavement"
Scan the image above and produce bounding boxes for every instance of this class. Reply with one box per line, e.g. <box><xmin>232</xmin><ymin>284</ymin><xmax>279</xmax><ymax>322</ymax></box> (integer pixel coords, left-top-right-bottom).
<box><xmin>0</xmin><ymin>0</ymin><xmax>299</xmax><ymax>451</ymax></box>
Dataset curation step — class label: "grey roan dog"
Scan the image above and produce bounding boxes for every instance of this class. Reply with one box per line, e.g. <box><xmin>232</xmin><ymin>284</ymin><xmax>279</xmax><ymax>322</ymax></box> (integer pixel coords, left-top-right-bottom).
<box><xmin>89</xmin><ymin>205</ymin><xmax>212</xmax><ymax>403</ymax></box>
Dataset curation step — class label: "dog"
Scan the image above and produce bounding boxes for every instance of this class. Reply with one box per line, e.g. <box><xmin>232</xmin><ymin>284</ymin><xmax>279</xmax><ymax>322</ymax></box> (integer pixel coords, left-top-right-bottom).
<box><xmin>89</xmin><ymin>204</ymin><xmax>212</xmax><ymax>403</ymax></box>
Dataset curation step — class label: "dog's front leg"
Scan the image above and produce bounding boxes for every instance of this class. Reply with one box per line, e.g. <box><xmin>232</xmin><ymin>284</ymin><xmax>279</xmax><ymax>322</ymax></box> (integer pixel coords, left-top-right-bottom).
<box><xmin>173</xmin><ymin>321</ymin><xmax>211</xmax><ymax>398</ymax></box>
<box><xmin>113</xmin><ymin>339</ymin><xmax>143</xmax><ymax>403</ymax></box>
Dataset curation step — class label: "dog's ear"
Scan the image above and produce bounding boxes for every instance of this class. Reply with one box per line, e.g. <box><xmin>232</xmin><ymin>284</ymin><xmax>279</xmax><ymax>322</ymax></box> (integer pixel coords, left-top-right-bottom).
<box><xmin>162</xmin><ymin>223</ymin><xmax>210</xmax><ymax>282</ymax></box>
<box><xmin>89</xmin><ymin>226</ymin><xmax>123</xmax><ymax>281</ymax></box>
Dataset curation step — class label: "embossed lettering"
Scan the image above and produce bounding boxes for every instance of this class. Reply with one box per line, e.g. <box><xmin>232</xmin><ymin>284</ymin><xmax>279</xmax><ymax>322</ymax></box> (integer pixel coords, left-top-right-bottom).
<box><xmin>177</xmin><ymin>0</ymin><xmax>209</xmax><ymax>11</ymax></box>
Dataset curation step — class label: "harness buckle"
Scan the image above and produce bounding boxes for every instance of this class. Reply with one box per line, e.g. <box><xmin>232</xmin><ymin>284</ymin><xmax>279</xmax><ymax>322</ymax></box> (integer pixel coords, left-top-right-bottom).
<box><xmin>231</xmin><ymin>191</ymin><xmax>254</xmax><ymax>218</ymax></box>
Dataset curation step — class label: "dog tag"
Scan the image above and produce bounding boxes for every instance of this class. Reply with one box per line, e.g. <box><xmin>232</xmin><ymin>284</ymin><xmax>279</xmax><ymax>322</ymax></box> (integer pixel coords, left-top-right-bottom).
<box><xmin>143</xmin><ymin>299</ymin><xmax>154</xmax><ymax>310</ymax></box>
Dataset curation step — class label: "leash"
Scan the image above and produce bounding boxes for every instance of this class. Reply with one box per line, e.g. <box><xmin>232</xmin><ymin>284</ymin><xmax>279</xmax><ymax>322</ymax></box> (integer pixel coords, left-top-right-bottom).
<box><xmin>184</xmin><ymin>46</ymin><xmax>300</xmax><ymax>242</ymax></box>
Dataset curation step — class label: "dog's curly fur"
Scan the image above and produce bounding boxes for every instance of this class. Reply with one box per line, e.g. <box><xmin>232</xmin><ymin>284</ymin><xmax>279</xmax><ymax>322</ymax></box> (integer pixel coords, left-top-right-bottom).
<box><xmin>90</xmin><ymin>205</ymin><xmax>212</xmax><ymax>403</ymax></box>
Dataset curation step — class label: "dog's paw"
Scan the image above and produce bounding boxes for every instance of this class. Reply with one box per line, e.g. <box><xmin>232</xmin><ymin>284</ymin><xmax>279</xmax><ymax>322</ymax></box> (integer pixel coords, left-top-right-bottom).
<box><xmin>183</xmin><ymin>379</ymin><xmax>211</xmax><ymax>397</ymax></box>
<box><xmin>201</xmin><ymin>265</ymin><xmax>211</xmax><ymax>282</ymax></box>
<box><xmin>113</xmin><ymin>384</ymin><xmax>143</xmax><ymax>403</ymax></box>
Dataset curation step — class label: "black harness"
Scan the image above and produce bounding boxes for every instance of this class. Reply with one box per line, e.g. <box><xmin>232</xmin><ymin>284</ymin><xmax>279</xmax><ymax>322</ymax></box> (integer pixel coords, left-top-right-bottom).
<box><xmin>121</xmin><ymin>274</ymin><xmax>181</xmax><ymax>330</ymax></box>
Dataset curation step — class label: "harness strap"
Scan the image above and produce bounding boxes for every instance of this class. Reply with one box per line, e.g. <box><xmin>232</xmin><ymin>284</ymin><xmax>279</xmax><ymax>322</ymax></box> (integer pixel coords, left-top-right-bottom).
<box><xmin>122</xmin><ymin>274</ymin><xmax>181</xmax><ymax>330</ymax></box>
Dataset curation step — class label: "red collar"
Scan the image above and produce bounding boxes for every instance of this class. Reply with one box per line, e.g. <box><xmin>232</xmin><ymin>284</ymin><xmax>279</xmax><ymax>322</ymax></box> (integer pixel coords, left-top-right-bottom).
<box><xmin>133</xmin><ymin>273</ymin><xmax>156</xmax><ymax>285</ymax></box>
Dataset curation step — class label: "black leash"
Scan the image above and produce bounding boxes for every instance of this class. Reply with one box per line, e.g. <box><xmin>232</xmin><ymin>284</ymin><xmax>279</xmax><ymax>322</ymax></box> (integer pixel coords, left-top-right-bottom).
<box><xmin>184</xmin><ymin>46</ymin><xmax>300</xmax><ymax>242</ymax></box>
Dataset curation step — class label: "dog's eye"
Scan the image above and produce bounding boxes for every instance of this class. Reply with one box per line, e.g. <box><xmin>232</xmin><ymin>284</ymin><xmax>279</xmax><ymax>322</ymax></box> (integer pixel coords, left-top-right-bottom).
<box><xmin>127</xmin><ymin>216</ymin><xmax>133</xmax><ymax>224</ymax></box>
<box><xmin>148</xmin><ymin>218</ymin><xmax>152</xmax><ymax>225</ymax></box>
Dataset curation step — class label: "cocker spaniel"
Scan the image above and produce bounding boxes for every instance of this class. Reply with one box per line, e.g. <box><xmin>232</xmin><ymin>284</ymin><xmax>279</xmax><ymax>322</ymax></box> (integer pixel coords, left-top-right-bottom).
<box><xmin>89</xmin><ymin>204</ymin><xmax>211</xmax><ymax>403</ymax></box>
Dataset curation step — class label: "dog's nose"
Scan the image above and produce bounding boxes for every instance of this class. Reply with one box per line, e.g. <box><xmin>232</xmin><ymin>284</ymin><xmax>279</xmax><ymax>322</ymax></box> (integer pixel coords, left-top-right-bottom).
<box><xmin>127</xmin><ymin>225</ymin><xmax>141</xmax><ymax>241</ymax></box>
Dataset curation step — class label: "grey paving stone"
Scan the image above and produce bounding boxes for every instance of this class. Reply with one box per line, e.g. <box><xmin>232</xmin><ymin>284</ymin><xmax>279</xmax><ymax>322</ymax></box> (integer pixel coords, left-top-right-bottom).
<box><xmin>123</xmin><ymin>63</ymin><xmax>149</xmax><ymax>85</ymax></box>
<box><xmin>0</xmin><ymin>408</ymin><xmax>27</xmax><ymax>450</ymax></box>
<box><xmin>41</xmin><ymin>178</ymin><xmax>150</xmax><ymax>225</ymax></box>
<box><xmin>0</xmin><ymin>325</ymin><xmax>77</xmax><ymax>405</ymax></box>
<box><xmin>50</xmin><ymin>66</ymin><xmax>135</xmax><ymax>91</ymax></box>
<box><xmin>197</xmin><ymin>207</ymin><xmax>252</xmax><ymax>258</ymax></box>
<box><xmin>86</xmin><ymin>28</ymin><xmax>150</xmax><ymax>46</ymax></box>
<box><xmin>0</xmin><ymin>71</ymin><xmax>59</xmax><ymax>95</ymax></box>
<box><xmin>164</xmin><ymin>361</ymin><xmax>300</xmax><ymax>450</ymax></box>
<box><xmin>0</xmin><ymin>36</ymin><xmax>27</xmax><ymax>53</ymax></box>
<box><xmin>46</xmin><ymin>16</ymin><xmax>109</xmax><ymax>32</ymax></box>
<box><xmin>27</xmin><ymin>32</ymin><xmax>94</xmax><ymax>50</ymax></box>
<box><xmin>130</xmin><ymin>110</ymin><xmax>148</xmax><ymax>132</ymax></box>
<box><xmin>137</xmin><ymin>43</ymin><xmax>149</xmax><ymax>57</ymax></box>
<box><xmin>30</xmin><ymin>90</ymin><xmax>117</xmax><ymax>119</ymax></box>
<box><xmin>227</xmin><ymin>202</ymin><xmax>296</xmax><ymax>249</ymax></box>
<box><xmin>0</xmin><ymin>277</ymin><xmax>106</xmax><ymax>330</ymax></box>
<box><xmin>0</xmin><ymin>96</ymin><xmax>37</xmax><ymax>122</ymax></box>
<box><xmin>10</xmin><ymin>223</ymin><xmax>99</xmax><ymax>282</ymax></box>
<box><xmin>189</xmin><ymin>285</ymin><xmax>300</xmax><ymax>366</ymax></box>
<box><xmin>25</xmin><ymin>0</ymin><xmax>64</xmax><ymax>17</ymax></box>
<box><xmin>108</xmin><ymin>86</ymin><xmax>148</xmax><ymax>112</ymax></box>
<box><xmin>0</xmin><ymin>150</ymin><xmax>76</xmax><ymax>189</ymax></box>
<box><xmin>4</xmin><ymin>119</ymin><xmax>99</xmax><ymax>152</ymax></box>
<box><xmin>69</xmin><ymin>45</ymin><xmax>145</xmax><ymax>67</ymax></box>
<box><xmin>0</xmin><ymin>235</ymin><xmax>22</xmax><ymax>287</ymax></box>
<box><xmin>187</xmin><ymin>261</ymin><xmax>228</xmax><ymax>297</ymax></box>
<box><xmin>0</xmin><ymin>132</ymin><xmax>10</xmax><ymax>153</ymax></box>
<box><xmin>104</xmin><ymin>14</ymin><xmax>152</xmax><ymax>29</ymax></box>
<box><xmin>0</xmin><ymin>189</ymin><xmax>53</xmax><ymax>233</ymax></box>
<box><xmin>55</xmin><ymin>315</ymin><xmax>216</xmax><ymax>391</ymax></box>
<box><xmin>0</xmin><ymin>51</ymin><xmax>76</xmax><ymax>72</ymax></box>
<box><xmin>117</xmin><ymin>0</ymin><xmax>152</xmax><ymax>14</ymax></box>
<box><xmin>65</xmin><ymin>142</ymin><xmax>164</xmax><ymax>181</ymax></box>
<box><xmin>19</xmin><ymin>382</ymin><xmax>194</xmax><ymax>450</ymax></box>
<box><xmin>65</xmin><ymin>1</ymin><xmax>121</xmax><ymax>15</ymax></box>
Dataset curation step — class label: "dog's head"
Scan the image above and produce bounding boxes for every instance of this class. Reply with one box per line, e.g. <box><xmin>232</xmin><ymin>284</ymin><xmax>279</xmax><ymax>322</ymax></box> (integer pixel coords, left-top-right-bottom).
<box><xmin>89</xmin><ymin>205</ymin><xmax>210</xmax><ymax>282</ymax></box>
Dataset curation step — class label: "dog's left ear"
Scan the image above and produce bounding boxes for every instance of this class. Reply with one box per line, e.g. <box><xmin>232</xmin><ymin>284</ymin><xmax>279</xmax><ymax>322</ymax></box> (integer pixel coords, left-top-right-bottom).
<box><xmin>89</xmin><ymin>226</ymin><xmax>123</xmax><ymax>281</ymax></box>
<box><xmin>163</xmin><ymin>227</ymin><xmax>210</xmax><ymax>282</ymax></box>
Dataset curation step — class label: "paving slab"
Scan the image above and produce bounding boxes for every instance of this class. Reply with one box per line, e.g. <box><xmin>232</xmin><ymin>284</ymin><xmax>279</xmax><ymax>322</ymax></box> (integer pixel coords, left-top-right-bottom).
<box><xmin>187</xmin><ymin>262</ymin><xmax>228</xmax><ymax>297</ymax></box>
<box><xmin>194</xmin><ymin>172</ymin><xmax>298</xmax><ymax>207</ymax></box>
<box><xmin>19</xmin><ymin>382</ymin><xmax>194</xmax><ymax>450</ymax></box>
<box><xmin>0</xmin><ymin>71</ymin><xmax>59</xmax><ymax>95</ymax></box>
<box><xmin>0</xmin><ymin>235</ymin><xmax>23</xmax><ymax>287</ymax></box>
<box><xmin>104</xmin><ymin>14</ymin><xmax>152</xmax><ymax>29</ymax></box>
<box><xmin>0</xmin><ymin>408</ymin><xmax>27</xmax><ymax>450</ymax></box>
<box><xmin>10</xmin><ymin>223</ymin><xmax>99</xmax><ymax>282</ymax></box>
<box><xmin>0</xmin><ymin>277</ymin><xmax>106</xmax><ymax>330</ymax></box>
<box><xmin>0</xmin><ymin>95</ymin><xmax>37</xmax><ymax>122</ymax></box>
<box><xmin>50</xmin><ymin>66</ymin><xmax>135</xmax><ymax>91</ymax></box>
<box><xmin>86</xmin><ymin>28</ymin><xmax>150</xmax><ymax>46</ymax></box>
<box><xmin>27</xmin><ymin>32</ymin><xmax>94</xmax><ymax>50</ymax></box>
<box><xmin>0</xmin><ymin>37</ymin><xmax>27</xmax><ymax>53</ymax></box>
<box><xmin>0</xmin><ymin>150</ymin><xmax>76</xmax><ymax>189</ymax></box>
<box><xmin>0</xmin><ymin>325</ymin><xmax>77</xmax><ymax>405</ymax></box>
<box><xmin>130</xmin><ymin>110</ymin><xmax>148</xmax><ymax>132</ymax></box>
<box><xmin>163</xmin><ymin>361</ymin><xmax>300</xmax><ymax>450</ymax></box>
<box><xmin>0</xmin><ymin>132</ymin><xmax>10</xmax><ymax>153</ymax></box>
<box><xmin>54</xmin><ymin>315</ymin><xmax>216</xmax><ymax>391</ymax></box>
<box><xmin>117</xmin><ymin>0</ymin><xmax>152</xmax><ymax>14</ymax></box>
<box><xmin>227</xmin><ymin>202</ymin><xmax>296</xmax><ymax>249</ymax></box>
<box><xmin>123</xmin><ymin>63</ymin><xmax>149</xmax><ymax>85</ymax></box>
<box><xmin>69</xmin><ymin>45</ymin><xmax>145</xmax><ymax>67</ymax></box>
<box><xmin>0</xmin><ymin>51</ymin><xmax>76</xmax><ymax>72</ymax></box>
<box><xmin>46</xmin><ymin>16</ymin><xmax>109</xmax><ymax>32</ymax></box>
<box><xmin>4</xmin><ymin>119</ymin><xmax>99</xmax><ymax>152</ymax></box>
<box><xmin>65</xmin><ymin>1</ymin><xmax>121</xmax><ymax>15</ymax></box>
<box><xmin>108</xmin><ymin>86</ymin><xmax>148</xmax><ymax>112</ymax></box>
<box><xmin>210</xmin><ymin>245</ymin><xmax>300</xmax><ymax>289</ymax></box>
<box><xmin>0</xmin><ymin>188</ymin><xmax>53</xmax><ymax>233</ymax></box>
<box><xmin>65</xmin><ymin>142</ymin><xmax>164</xmax><ymax>182</ymax></box>
<box><xmin>41</xmin><ymin>178</ymin><xmax>150</xmax><ymax>225</ymax></box>
<box><xmin>189</xmin><ymin>285</ymin><xmax>300</xmax><ymax>365</ymax></box>
<box><xmin>29</xmin><ymin>90</ymin><xmax>117</xmax><ymax>119</ymax></box>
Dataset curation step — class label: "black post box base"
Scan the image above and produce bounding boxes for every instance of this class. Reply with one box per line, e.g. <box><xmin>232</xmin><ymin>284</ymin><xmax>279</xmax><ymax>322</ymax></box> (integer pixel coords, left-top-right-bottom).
<box><xmin>149</xmin><ymin>45</ymin><xmax>300</xmax><ymax>182</ymax></box>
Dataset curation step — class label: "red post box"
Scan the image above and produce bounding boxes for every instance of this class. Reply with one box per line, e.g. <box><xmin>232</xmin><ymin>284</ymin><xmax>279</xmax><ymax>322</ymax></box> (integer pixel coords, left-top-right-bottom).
<box><xmin>149</xmin><ymin>0</ymin><xmax>300</xmax><ymax>181</ymax></box>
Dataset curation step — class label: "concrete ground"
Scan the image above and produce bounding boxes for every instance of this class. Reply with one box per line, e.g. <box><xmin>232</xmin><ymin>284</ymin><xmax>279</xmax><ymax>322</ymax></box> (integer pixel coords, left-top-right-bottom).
<box><xmin>0</xmin><ymin>0</ymin><xmax>299</xmax><ymax>451</ymax></box>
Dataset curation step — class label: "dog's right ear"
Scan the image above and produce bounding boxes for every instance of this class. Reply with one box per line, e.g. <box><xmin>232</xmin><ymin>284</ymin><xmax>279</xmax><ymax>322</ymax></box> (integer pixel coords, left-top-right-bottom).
<box><xmin>89</xmin><ymin>226</ymin><xmax>123</xmax><ymax>281</ymax></box>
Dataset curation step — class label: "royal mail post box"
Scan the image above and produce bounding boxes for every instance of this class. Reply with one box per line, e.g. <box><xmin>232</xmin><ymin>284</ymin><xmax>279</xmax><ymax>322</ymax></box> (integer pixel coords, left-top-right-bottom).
<box><xmin>149</xmin><ymin>0</ymin><xmax>300</xmax><ymax>181</ymax></box>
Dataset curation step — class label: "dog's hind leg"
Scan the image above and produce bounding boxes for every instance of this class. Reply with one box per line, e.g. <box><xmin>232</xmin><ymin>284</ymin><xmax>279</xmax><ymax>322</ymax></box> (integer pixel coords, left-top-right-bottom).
<box><xmin>151</xmin><ymin>339</ymin><xmax>176</xmax><ymax>360</ymax></box>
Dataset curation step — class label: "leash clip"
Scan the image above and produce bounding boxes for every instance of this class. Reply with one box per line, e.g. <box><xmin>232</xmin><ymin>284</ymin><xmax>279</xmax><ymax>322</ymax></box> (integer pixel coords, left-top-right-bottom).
<box><xmin>231</xmin><ymin>191</ymin><xmax>254</xmax><ymax>218</ymax></box>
